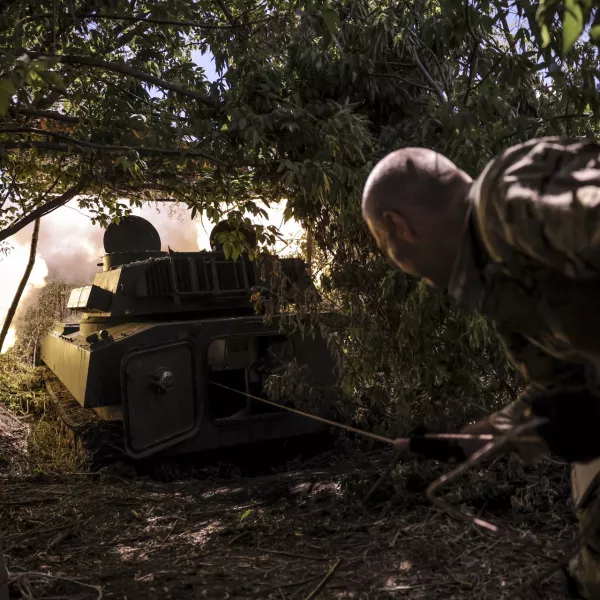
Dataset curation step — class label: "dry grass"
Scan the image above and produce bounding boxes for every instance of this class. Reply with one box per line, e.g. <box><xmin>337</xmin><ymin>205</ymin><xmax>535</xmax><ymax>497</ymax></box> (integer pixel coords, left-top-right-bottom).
<box><xmin>0</xmin><ymin>353</ymin><xmax>575</xmax><ymax>599</ymax></box>
<box><xmin>0</xmin><ymin>451</ymin><xmax>575</xmax><ymax>600</ymax></box>
<box><xmin>0</xmin><ymin>352</ymin><xmax>80</xmax><ymax>478</ymax></box>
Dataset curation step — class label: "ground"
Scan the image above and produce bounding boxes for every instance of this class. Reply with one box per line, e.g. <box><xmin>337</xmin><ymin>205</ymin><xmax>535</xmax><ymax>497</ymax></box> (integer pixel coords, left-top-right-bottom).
<box><xmin>0</xmin><ymin>391</ymin><xmax>578</xmax><ymax>600</ymax></box>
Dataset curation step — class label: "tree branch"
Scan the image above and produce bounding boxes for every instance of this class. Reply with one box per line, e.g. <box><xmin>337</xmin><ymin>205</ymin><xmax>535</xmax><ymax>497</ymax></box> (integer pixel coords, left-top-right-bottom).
<box><xmin>369</xmin><ymin>72</ymin><xmax>436</xmax><ymax>93</ymax></box>
<box><xmin>0</xmin><ymin>218</ymin><xmax>40</xmax><ymax>350</ymax></box>
<box><xmin>474</xmin><ymin>47</ymin><xmax>510</xmax><ymax>90</ymax></box>
<box><xmin>412</xmin><ymin>52</ymin><xmax>448</xmax><ymax>104</ymax></box>
<box><xmin>27</xmin><ymin>11</ymin><xmax>270</xmax><ymax>30</ymax></box>
<box><xmin>465</xmin><ymin>0</ymin><xmax>484</xmax><ymax>45</ymax></box>
<box><xmin>462</xmin><ymin>0</ymin><xmax>480</xmax><ymax>107</ymax></box>
<box><xmin>214</xmin><ymin>0</ymin><xmax>238</xmax><ymax>25</ymax></box>
<box><xmin>9</xmin><ymin>105</ymin><xmax>79</xmax><ymax>124</ymax></box>
<box><xmin>462</xmin><ymin>44</ymin><xmax>479</xmax><ymax>106</ymax></box>
<box><xmin>0</xmin><ymin>182</ymin><xmax>84</xmax><ymax>243</ymax></box>
<box><xmin>0</xmin><ymin>134</ymin><xmax>228</xmax><ymax>166</ymax></box>
<box><xmin>4</xmin><ymin>50</ymin><xmax>215</xmax><ymax>107</ymax></box>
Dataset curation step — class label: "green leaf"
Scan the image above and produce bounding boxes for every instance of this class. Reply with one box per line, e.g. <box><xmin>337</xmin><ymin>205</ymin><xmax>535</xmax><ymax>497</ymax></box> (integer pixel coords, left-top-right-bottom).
<box><xmin>231</xmin><ymin>246</ymin><xmax>240</xmax><ymax>261</ymax></box>
<box><xmin>321</xmin><ymin>6</ymin><xmax>340</xmax><ymax>35</ymax></box>
<box><xmin>540</xmin><ymin>25</ymin><xmax>551</xmax><ymax>48</ymax></box>
<box><xmin>283</xmin><ymin>205</ymin><xmax>293</xmax><ymax>223</ymax></box>
<box><xmin>239</xmin><ymin>509</ymin><xmax>252</xmax><ymax>525</ymax></box>
<box><xmin>40</xmin><ymin>70</ymin><xmax>64</xmax><ymax>90</ymax></box>
<box><xmin>0</xmin><ymin>79</ymin><xmax>16</xmax><ymax>115</ymax></box>
<box><xmin>239</xmin><ymin>117</ymin><xmax>247</xmax><ymax>130</ymax></box>
<box><xmin>252</xmin><ymin>129</ymin><xmax>260</xmax><ymax>147</ymax></box>
<box><xmin>563</xmin><ymin>0</ymin><xmax>584</xmax><ymax>54</ymax></box>
<box><xmin>591</xmin><ymin>25</ymin><xmax>600</xmax><ymax>42</ymax></box>
<box><xmin>223</xmin><ymin>241</ymin><xmax>232</xmax><ymax>260</ymax></box>
<box><xmin>115</xmin><ymin>156</ymin><xmax>131</xmax><ymax>170</ymax></box>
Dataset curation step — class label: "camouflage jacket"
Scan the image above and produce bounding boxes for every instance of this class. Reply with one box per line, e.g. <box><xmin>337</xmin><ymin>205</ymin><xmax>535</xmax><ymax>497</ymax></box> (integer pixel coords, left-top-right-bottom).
<box><xmin>448</xmin><ymin>137</ymin><xmax>600</xmax><ymax>421</ymax></box>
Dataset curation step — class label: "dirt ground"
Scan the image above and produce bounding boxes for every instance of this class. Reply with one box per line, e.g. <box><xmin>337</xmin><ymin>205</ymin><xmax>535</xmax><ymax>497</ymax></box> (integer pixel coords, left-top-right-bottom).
<box><xmin>0</xmin><ymin>397</ymin><xmax>579</xmax><ymax>600</ymax></box>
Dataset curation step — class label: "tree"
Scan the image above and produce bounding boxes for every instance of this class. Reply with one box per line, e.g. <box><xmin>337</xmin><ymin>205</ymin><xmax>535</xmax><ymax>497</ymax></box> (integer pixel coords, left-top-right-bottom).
<box><xmin>0</xmin><ymin>218</ymin><xmax>39</xmax><ymax>352</ymax></box>
<box><xmin>13</xmin><ymin>279</ymin><xmax>76</xmax><ymax>364</ymax></box>
<box><xmin>1</xmin><ymin>0</ymin><xmax>599</xmax><ymax>432</ymax></box>
<box><xmin>1</xmin><ymin>1</ymin><xmax>598</xmax><ymax>241</ymax></box>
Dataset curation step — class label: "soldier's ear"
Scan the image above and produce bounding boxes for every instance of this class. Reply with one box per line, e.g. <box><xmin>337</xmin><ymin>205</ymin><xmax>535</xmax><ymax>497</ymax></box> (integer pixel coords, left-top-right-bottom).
<box><xmin>382</xmin><ymin>210</ymin><xmax>417</xmax><ymax>244</ymax></box>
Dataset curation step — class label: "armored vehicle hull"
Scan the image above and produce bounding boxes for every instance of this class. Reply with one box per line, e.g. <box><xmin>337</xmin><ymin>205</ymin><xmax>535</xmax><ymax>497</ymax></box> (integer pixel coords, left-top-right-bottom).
<box><xmin>40</xmin><ymin>217</ymin><xmax>337</xmax><ymax>464</ymax></box>
<box><xmin>41</xmin><ymin>315</ymin><xmax>334</xmax><ymax>460</ymax></box>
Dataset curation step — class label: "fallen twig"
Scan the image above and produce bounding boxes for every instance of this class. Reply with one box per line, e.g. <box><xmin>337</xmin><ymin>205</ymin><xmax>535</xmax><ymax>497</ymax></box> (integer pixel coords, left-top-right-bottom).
<box><xmin>304</xmin><ymin>558</ymin><xmax>341</xmax><ymax>599</ymax></box>
<box><xmin>256</xmin><ymin>547</ymin><xmax>329</xmax><ymax>561</ymax></box>
<box><xmin>190</xmin><ymin>500</ymin><xmax>271</xmax><ymax>519</ymax></box>
<box><xmin>362</xmin><ymin>450</ymin><xmax>402</xmax><ymax>504</ymax></box>
<box><xmin>9</xmin><ymin>570</ymin><xmax>103</xmax><ymax>600</ymax></box>
<box><xmin>0</xmin><ymin>498</ymin><xmax>60</xmax><ymax>506</ymax></box>
<box><xmin>48</xmin><ymin>528</ymin><xmax>73</xmax><ymax>550</ymax></box>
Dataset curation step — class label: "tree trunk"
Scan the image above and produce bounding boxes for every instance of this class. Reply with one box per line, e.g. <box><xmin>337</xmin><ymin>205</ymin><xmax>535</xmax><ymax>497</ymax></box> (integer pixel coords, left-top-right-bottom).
<box><xmin>0</xmin><ymin>218</ymin><xmax>41</xmax><ymax>352</ymax></box>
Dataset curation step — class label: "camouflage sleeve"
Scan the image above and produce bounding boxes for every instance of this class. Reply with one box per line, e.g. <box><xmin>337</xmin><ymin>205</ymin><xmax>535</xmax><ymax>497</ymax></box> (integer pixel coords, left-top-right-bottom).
<box><xmin>496</xmin><ymin>329</ymin><xmax>590</xmax><ymax>396</ymax></box>
<box><xmin>486</xmin><ymin>327</ymin><xmax>590</xmax><ymax>437</ymax></box>
<box><xmin>475</xmin><ymin>137</ymin><xmax>600</xmax><ymax>280</ymax></box>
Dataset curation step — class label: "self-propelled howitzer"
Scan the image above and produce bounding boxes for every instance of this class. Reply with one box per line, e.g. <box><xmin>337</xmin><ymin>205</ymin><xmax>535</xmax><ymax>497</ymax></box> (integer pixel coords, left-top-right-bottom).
<box><xmin>40</xmin><ymin>216</ymin><xmax>336</xmax><ymax>464</ymax></box>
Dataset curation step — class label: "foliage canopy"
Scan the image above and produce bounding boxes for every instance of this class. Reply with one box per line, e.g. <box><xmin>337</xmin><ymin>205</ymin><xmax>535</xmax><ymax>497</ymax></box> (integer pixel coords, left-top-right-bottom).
<box><xmin>2</xmin><ymin>0</ymin><xmax>600</xmax><ymax>432</ymax></box>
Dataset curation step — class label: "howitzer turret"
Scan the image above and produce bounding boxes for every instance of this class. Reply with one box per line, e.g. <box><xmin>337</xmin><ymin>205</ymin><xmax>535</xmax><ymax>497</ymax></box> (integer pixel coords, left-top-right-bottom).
<box><xmin>40</xmin><ymin>216</ymin><xmax>336</xmax><ymax>463</ymax></box>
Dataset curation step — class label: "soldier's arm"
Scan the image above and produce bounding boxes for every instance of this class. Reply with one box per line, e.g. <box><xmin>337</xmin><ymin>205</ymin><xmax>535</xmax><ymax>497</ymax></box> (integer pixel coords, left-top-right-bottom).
<box><xmin>489</xmin><ymin>329</ymin><xmax>600</xmax><ymax>463</ymax></box>
<box><xmin>477</xmin><ymin>137</ymin><xmax>600</xmax><ymax>280</ymax></box>
<box><xmin>410</xmin><ymin>330</ymin><xmax>596</xmax><ymax>464</ymax></box>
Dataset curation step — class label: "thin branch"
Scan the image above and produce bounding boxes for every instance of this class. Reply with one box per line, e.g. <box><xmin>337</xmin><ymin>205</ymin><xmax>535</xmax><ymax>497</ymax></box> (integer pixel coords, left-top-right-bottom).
<box><xmin>412</xmin><ymin>52</ymin><xmax>447</xmax><ymax>104</ymax></box>
<box><xmin>474</xmin><ymin>47</ymin><xmax>510</xmax><ymax>90</ymax></box>
<box><xmin>462</xmin><ymin>0</ymin><xmax>480</xmax><ymax>106</ymax></box>
<box><xmin>26</xmin><ymin>11</ymin><xmax>270</xmax><ymax>30</ymax></box>
<box><xmin>369</xmin><ymin>72</ymin><xmax>436</xmax><ymax>93</ymax></box>
<box><xmin>304</xmin><ymin>558</ymin><xmax>342</xmax><ymax>600</ymax></box>
<box><xmin>362</xmin><ymin>450</ymin><xmax>402</xmax><ymax>504</ymax></box>
<box><xmin>424</xmin><ymin>49</ymin><xmax>451</xmax><ymax>100</ymax></box>
<box><xmin>214</xmin><ymin>0</ymin><xmax>237</xmax><ymax>25</ymax></box>
<box><xmin>0</xmin><ymin>218</ymin><xmax>40</xmax><ymax>351</ymax></box>
<box><xmin>0</xmin><ymin>140</ymin><xmax>227</xmax><ymax>164</ymax></box>
<box><xmin>0</xmin><ymin>127</ymin><xmax>227</xmax><ymax>165</ymax></box>
<box><xmin>9</xmin><ymin>105</ymin><xmax>79</xmax><ymax>124</ymax></box>
<box><xmin>500</xmin><ymin>12</ymin><xmax>518</xmax><ymax>54</ymax></box>
<box><xmin>491</xmin><ymin>112</ymin><xmax>594</xmax><ymax>151</ymax></box>
<box><xmin>3</xmin><ymin>50</ymin><xmax>215</xmax><ymax>107</ymax></box>
<box><xmin>89</xmin><ymin>71</ymin><xmax>194</xmax><ymax>122</ymax></box>
<box><xmin>465</xmin><ymin>0</ymin><xmax>484</xmax><ymax>45</ymax></box>
<box><xmin>0</xmin><ymin>181</ymin><xmax>85</xmax><ymax>243</ymax></box>
<box><xmin>462</xmin><ymin>44</ymin><xmax>479</xmax><ymax>106</ymax></box>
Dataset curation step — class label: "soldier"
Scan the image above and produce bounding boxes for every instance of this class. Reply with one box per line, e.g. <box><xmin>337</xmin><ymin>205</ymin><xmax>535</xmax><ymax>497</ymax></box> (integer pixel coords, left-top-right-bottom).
<box><xmin>361</xmin><ymin>137</ymin><xmax>600</xmax><ymax>599</ymax></box>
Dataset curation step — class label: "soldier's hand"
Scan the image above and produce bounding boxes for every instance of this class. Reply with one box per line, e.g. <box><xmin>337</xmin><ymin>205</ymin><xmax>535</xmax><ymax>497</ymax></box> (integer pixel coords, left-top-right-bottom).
<box><xmin>407</xmin><ymin>414</ymin><xmax>549</xmax><ymax>465</ymax></box>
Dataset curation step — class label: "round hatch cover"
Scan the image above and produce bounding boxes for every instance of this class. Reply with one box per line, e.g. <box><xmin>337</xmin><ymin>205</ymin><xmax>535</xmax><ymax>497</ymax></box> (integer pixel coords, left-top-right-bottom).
<box><xmin>104</xmin><ymin>216</ymin><xmax>162</xmax><ymax>253</ymax></box>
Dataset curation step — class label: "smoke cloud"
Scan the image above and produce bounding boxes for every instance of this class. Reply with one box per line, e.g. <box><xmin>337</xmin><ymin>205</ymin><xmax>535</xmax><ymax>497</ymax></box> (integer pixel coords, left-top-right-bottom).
<box><xmin>0</xmin><ymin>200</ymin><xmax>302</xmax><ymax>352</ymax></box>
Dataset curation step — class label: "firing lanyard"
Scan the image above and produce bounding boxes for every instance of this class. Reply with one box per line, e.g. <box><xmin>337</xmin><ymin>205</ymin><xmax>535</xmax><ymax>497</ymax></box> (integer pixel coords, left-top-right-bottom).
<box><xmin>210</xmin><ymin>381</ymin><xmax>581</xmax><ymax>594</ymax></box>
<box><xmin>209</xmin><ymin>381</ymin><xmax>541</xmax><ymax>452</ymax></box>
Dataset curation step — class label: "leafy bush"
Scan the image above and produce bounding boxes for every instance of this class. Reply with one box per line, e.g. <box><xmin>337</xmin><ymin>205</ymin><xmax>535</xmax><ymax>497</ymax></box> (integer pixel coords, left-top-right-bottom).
<box><xmin>13</xmin><ymin>280</ymin><xmax>77</xmax><ymax>365</ymax></box>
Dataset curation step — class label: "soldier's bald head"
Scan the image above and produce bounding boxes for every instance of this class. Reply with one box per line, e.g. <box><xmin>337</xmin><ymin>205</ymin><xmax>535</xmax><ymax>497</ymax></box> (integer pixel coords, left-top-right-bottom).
<box><xmin>362</xmin><ymin>148</ymin><xmax>469</xmax><ymax>223</ymax></box>
<box><xmin>362</xmin><ymin>148</ymin><xmax>472</xmax><ymax>287</ymax></box>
